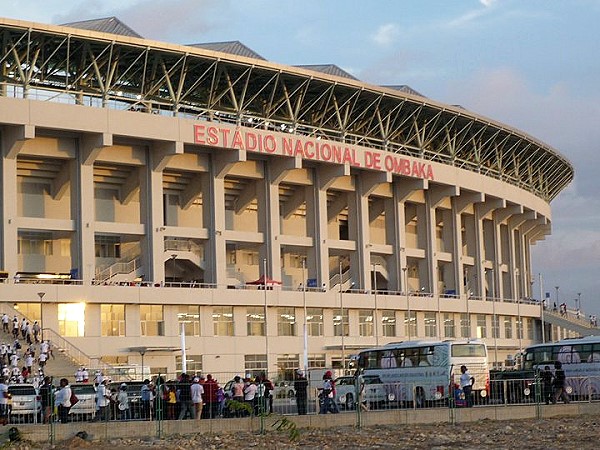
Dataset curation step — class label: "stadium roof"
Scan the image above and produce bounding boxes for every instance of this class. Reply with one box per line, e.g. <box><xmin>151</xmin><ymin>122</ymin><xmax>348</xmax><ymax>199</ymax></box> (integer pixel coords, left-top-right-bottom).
<box><xmin>382</xmin><ymin>85</ymin><xmax>426</xmax><ymax>98</ymax></box>
<box><xmin>294</xmin><ymin>64</ymin><xmax>358</xmax><ymax>81</ymax></box>
<box><xmin>189</xmin><ymin>41</ymin><xmax>266</xmax><ymax>60</ymax></box>
<box><xmin>61</xmin><ymin>17</ymin><xmax>143</xmax><ymax>38</ymax></box>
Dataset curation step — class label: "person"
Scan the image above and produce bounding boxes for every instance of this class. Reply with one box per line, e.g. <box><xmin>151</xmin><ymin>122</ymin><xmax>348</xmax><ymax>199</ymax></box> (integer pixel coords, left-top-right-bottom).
<box><xmin>232</xmin><ymin>375</ymin><xmax>244</xmax><ymax>402</ymax></box>
<box><xmin>177</xmin><ymin>373</ymin><xmax>194</xmax><ymax>420</ymax></box>
<box><xmin>319</xmin><ymin>370</ymin><xmax>339</xmax><ymax>414</ymax></box>
<box><xmin>0</xmin><ymin>377</ymin><xmax>8</xmax><ymax>425</ymax></box>
<box><xmin>32</xmin><ymin>321</ymin><xmax>40</xmax><ymax>343</ymax></box>
<box><xmin>261</xmin><ymin>373</ymin><xmax>274</xmax><ymax>414</ymax></box>
<box><xmin>294</xmin><ymin>369</ymin><xmax>308</xmax><ymax>415</ymax></box>
<box><xmin>54</xmin><ymin>378</ymin><xmax>72</xmax><ymax>424</ymax></box>
<box><xmin>553</xmin><ymin>361</ymin><xmax>570</xmax><ymax>404</ymax></box>
<box><xmin>191</xmin><ymin>377</ymin><xmax>204</xmax><ymax>420</ymax></box>
<box><xmin>39</xmin><ymin>376</ymin><xmax>53</xmax><ymax>424</ymax></box>
<box><xmin>459</xmin><ymin>365</ymin><xmax>474</xmax><ymax>407</ymax></box>
<box><xmin>117</xmin><ymin>383</ymin><xmax>130</xmax><ymax>421</ymax></box>
<box><xmin>540</xmin><ymin>366</ymin><xmax>554</xmax><ymax>405</ymax></box>
<box><xmin>2</xmin><ymin>313</ymin><xmax>9</xmax><ymax>334</ymax></box>
<box><xmin>75</xmin><ymin>367</ymin><xmax>84</xmax><ymax>383</ymax></box>
<box><xmin>38</xmin><ymin>351</ymin><xmax>48</xmax><ymax>371</ymax></box>
<box><xmin>243</xmin><ymin>377</ymin><xmax>257</xmax><ymax>415</ymax></box>
<box><xmin>95</xmin><ymin>379</ymin><xmax>111</xmax><ymax>421</ymax></box>
<box><xmin>202</xmin><ymin>374</ymin><xmax>219</xmax><ymax>419</ymax></box>
<box><xmin>140</xmin><ymin>379</ymin><xmax>152</xmax><ymax>420</ymax></box>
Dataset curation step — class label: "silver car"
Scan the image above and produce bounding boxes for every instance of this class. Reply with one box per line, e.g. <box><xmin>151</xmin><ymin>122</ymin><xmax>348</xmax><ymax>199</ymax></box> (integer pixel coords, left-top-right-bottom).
<box><xmin>69</xmin><ymin>383</ymin><xmax>97</xmax><ymax>421</ymax></box>
<box><xmin>8</xmin><ymin>384</ymin><xmax>41</xmax><ymax>423</ymax></box>
<box><xmin>335</xmin><ymin>375</ymin><xmax>390</xmax><ymax>410</ymax></box>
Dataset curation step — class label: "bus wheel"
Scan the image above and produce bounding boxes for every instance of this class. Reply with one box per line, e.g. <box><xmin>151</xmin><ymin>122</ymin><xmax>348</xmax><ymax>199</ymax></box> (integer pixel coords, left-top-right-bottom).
<box><xmin>345</xmin><ymin>393</ymin><xmax>355</xmax><ymax>410</ymax></box>
<box><xmin>415</xmin><ymin>387</ymin><xmax>426</xmax><ymax>408</ymax></box>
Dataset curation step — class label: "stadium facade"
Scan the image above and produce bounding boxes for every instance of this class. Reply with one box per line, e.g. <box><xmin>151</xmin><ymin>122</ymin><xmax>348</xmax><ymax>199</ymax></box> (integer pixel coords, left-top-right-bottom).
<box><xmin>0</xmin><ymin>17</ymin><xmax>574</xmax><ymax>379</ymax></box>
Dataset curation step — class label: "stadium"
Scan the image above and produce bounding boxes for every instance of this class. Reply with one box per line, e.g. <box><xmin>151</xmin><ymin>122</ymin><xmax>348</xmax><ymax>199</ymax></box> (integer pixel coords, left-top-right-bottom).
<box><xmin>0</xmin><ymin>16</ymin><xmax>578</xmax><ymax>379</ymax></box>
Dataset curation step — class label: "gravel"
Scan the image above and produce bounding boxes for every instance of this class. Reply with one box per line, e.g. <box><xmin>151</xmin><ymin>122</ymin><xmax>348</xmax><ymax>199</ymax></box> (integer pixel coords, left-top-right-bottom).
<box><xmin>3</xmin><ymin>414</ymin><xmax>600</xmax><ymax>449</ymax></box>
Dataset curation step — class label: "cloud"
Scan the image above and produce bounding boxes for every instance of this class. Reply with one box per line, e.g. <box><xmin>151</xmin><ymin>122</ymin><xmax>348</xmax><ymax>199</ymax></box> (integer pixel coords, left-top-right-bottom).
<box><xmin>371</xmin><ymin>23</ymin><xmax>399</xmax><ymax>46</ymax></box>
<box><xmin>444</xmin><ymin>66</ymin><xmax>600</xmax><ymax>311</ymax></box>
<box><xmin>479</xmin><ymin>0</ymin><xmax>497</xmax><ymax>6</ymax></box>
<box><xmin>53</xmin><ymin>0</ymin><xmax>227</xmax><ymax>43</ymax></box>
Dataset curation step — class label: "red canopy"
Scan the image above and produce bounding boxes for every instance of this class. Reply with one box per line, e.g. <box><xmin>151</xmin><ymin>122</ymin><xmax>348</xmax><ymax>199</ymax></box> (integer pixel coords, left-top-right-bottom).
<box><xmin>246</xmin><ymin>275</ymin><xmax>282</xmax><ymax>285</ymax></box>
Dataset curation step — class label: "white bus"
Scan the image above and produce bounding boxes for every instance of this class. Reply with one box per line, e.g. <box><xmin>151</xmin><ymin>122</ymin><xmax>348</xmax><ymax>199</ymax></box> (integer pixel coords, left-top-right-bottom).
<box><xmin>356</xmin><ymin>340</ymin><xmax>489</xmax><ymax>406</ymax></box>
<box><xmin>522</xmin><ymin>335</ymin><xmax>600</xmax><ymax>400</ymax></box>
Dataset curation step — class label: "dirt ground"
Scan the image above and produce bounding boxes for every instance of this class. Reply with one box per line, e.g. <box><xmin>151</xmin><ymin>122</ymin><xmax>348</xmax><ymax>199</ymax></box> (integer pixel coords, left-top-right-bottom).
<box><xmin>3</xmin><ymin>414</ymin><xmax>597</xmax><ymax>449</ymax></box>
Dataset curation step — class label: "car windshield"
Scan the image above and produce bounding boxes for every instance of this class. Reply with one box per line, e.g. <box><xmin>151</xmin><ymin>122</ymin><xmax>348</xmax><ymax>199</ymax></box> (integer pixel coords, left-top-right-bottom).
<box><xmin>72</xmin><ymin>385</ymin><xmax>96</xmax><ymax>395</ymax></box>
<box><xmin>363</xmin><ymin>376</ymin><xmax>382</xmax><ymax>385</ymax></box>
<box><xmin>8</xmin><ymin>386</ymin><xmax>36</xmax><ymax>395</ymax></box>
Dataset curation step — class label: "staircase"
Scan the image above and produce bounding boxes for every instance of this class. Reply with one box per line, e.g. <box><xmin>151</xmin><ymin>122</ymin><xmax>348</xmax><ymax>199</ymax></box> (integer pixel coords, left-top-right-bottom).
<box><xmin>94</xmin><ymin>255</ymin><xmax>143</xmax><ymax>284</ymax></box>
<box><xmin>0</xmin><ymin>303</ymin><xmax>123</xmax><ymax>382</ymax></box>
<box><xmin>543</xmin><ymin>309</ymin><xmax>598</xmax><ymax>337</ymax></box>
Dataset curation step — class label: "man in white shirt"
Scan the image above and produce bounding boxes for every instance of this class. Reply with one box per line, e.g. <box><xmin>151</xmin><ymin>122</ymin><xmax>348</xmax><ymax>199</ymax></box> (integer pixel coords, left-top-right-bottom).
<box><xmin>95</xmin><ymin>379</ymin><xmax>111</xmax><ymax>421</ymax></box>
<box><xmin>191</xmin><ymin>377</ymin><xmax>204</xmax><ymax>420</ymax></box>
<box><xmin>0</xmin><ymin>377</ymin><xmax>8</xmax><ymax>425</ymax></box>
<box><xmin>1</xmin><ymin>314</ymin><xmax>9</xmax><ymax>334</ymax></box>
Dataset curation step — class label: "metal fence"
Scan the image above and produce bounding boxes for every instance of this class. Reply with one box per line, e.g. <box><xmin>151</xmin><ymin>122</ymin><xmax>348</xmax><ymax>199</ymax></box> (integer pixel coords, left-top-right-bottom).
<box><xmin>6</xmin><ymin>372</ymin><xmax>600</xmax><ymax>444</ymax></box>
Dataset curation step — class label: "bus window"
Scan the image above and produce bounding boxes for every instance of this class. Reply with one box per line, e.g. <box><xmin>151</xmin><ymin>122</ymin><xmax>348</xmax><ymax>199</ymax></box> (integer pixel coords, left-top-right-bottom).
<box><xmin>451</xmin><ymin>344</ymin><xmax>486</xmax><ymax>358</ymax></box>
<box><xmin>380</xmin><ymin>350</ymin><xmax>398</xmax><ymax>368</ymax></box>
<box><xmin>404</xmin><ymin>349</ymin><xmax>418</xmax><ymax>367</ymax></box>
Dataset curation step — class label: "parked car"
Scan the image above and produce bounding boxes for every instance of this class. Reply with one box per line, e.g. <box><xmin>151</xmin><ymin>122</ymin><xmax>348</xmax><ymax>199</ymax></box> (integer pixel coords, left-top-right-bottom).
<box><xmin>334</xmin><ymin>375</ymin><xmax>389</xmax><ymax>410</ymax></box>
<box><xmin>8</xmin><ymin>384</ymin><xmax>41</xmax><ymax>423</ymax></box>
<box><xmin>109</xmin><ymin>381</ymin><xmax>146</xmax><ymax>419</ymax></box>
<box><xmin>273</xmin><ymin>381</ymin><xmax>295</xmax><ymax>399</ymax></box>
<box><xmin>69</xmin><ymin>383</ymin><xmax>97</xmax><ymax>421</ymax></box>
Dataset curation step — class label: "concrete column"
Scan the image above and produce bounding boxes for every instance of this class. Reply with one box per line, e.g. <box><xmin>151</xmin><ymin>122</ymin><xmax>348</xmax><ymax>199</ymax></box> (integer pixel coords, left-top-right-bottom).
<box><xmin>314</xmin><ymin>164</ymin><xmax>349</xmax><ymax>288</ymax></box>
<box><xmin>78</xmin><ymin>134</ymin><xmax>108</xmax><ymax>282</ymax></box>
<box><xmin>452</xmin><ymin>192</ymin><xmax>484</xmax><ymax>297</ymax></box>
<box><xmin>475</xmin><ymin>198</ymin><xmax>504</xmax><ymax>298</ymax></box>
<box><xmin>209</xmin><ymin>149</ymin><xmax>246</xmax><ymax>285</ymax></box>
<box><xmin>1</xmin><ymin>125</ymin><xmax>34</xmax><ymax>274</ymax></box>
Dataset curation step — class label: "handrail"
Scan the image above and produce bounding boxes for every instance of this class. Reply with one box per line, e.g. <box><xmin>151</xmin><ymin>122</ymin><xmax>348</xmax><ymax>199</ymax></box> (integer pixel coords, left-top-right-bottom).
<box><xmin>41</xmin><ymin>327</ymin><xmax>118</xmax><ymax>376</ymax></box>
<box><xmin>94</xmin><ymin>256</ymin><xmax>142</xmax><ymax>284</ymax></box>
<box><xmin>0</xmin><ymin>303</ymin><xmax>125</xmax><ymax>379</ymax></box>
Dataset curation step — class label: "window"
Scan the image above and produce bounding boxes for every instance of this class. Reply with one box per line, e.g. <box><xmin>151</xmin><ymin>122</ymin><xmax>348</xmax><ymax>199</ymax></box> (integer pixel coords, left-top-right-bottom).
<box><xmin>276</xmin><ymin>354</ymin><xmax>299</xmax><ymax>381</ymax></box>
<box><xmin>58</xmin><ymin>303</ymin><xmax>85</xmax><ymax>337</ymax></box>
<box><xmin>308</xmin><ymin>354</ymin><xmax>326</xmax><ymax>369</ymax></box>
<box><xmin>333</xmin><ymin>308</ymin><xmax>349</xmax><ymax>337</ymax></box>
<box><xmin>424</xmin><ymin>313</ymin><xmax>437</xmax><ymax>337</ymax></box>
<box><xmin>94</xmin><ymin>235</ymin><xmax>121</xmax><ymax>258</ymax></box>
<box><xmin>460</xmin><ymin>313</ymin><xmax>470</xmax><ymax>338</ymax></box>
<box><xmin>358</xmin><ymin>310</ymin><xmax>374</xmax><ymax>337</ymax></box>
<box><xmin>504</xmin><ymin>316</ymin><xmax>513</xmax><ymax>339</ymax></box>
<box><xmin>381</xmin><ymin>310</ymin><xmax>396</xmax><ymax>337</ymax></box>
<box><xmin>516</xmin><ymin>316</ymin><xmax>523</xmax><ymax>339</ymax></box>
<box><xmin>277</xmin><ymin>307</ymin><xmax>296</xmax><ymax>336</ymax></box>
<box><xmin>405</xmin><ymin>311</ymin><xmax>417</xmax><ymax>337</ymax></box>
<box><xmin>101</xmin><ymin>304</ymin><xmax>125</xmax><ymax>337</ymax></box>
<box><xmin>176</xmin><ymin>355</ymin><xmax>202</xmax><ymax>373</ymax></box>
<box><xmin>527</xmin><ymin>318</ymin><xmax>534</xmax><ymax>340</ymax></box>
<box><xmin>476</xmin><ymin>314</ymin><xmax>487</xmax><ymax>339</ymax></box>
<box><xmin>18</xmin><ymin>232</ymin><xmax>53</xmax><ymax>255</ymax></box>
<box><xmin>178</xmin><ymin>305</ymin><xmax>200</xmax><ymax>336</ymax></box>
<box><xmin>306</xmin><ymin>308</ymin><xmax>323</xmax><ymax>336</ymax></box>
<box><xmin>140</xmin><ymin>305</ymin><xmax>164</xmax><ymax>336</ymax></box>
<box><xmin>245</xmin><ymin>354</ymin><xmax>267</xmax><ymax>378</ymax></box>
<box><xmin>13</xmin><ymin>304</ymin><xmax>40</xmax><ymax>322</ymax></box>
<box><xmin>247</xmin><ymin>307</ymin><xmax>265</xmax><ymax>336</ymax></box>
<box><xmin>213</xmin><ymin>306</ymin><xmax>234</xmax><ymax>336</ymax></box>
<box><xmin>444</xmin><ymin>313</ymin><xmax>455</xmax><ymax>338</ymax></box>
<box><xmin>492</xmin><ymin>315</ymin><xmax>499</xmax><ymax>339</ymax></box>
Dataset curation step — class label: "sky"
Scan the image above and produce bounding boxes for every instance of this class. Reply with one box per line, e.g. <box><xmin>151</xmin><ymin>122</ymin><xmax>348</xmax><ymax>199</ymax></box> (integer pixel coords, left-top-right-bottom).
<box><xmin>1</xmin><ymin>0</ymin><xmax>599</xmax><ymax>313</ymax></box>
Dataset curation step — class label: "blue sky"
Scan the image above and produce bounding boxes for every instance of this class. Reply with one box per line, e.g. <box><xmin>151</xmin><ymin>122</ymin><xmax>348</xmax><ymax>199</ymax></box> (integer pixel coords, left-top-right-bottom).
<box><xmin>2</xmin><ymin>0</ymin><xmax>600</xmax><ymax>313</ymax></box>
